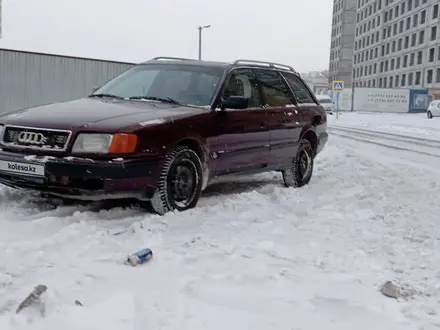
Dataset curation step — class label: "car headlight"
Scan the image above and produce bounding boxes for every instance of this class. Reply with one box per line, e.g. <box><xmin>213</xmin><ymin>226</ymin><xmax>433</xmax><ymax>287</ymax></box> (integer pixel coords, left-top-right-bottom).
<box><xmin>72</xmin><ymin>133</ymin><xmax>138</xmax><ymax>154</ymax></box>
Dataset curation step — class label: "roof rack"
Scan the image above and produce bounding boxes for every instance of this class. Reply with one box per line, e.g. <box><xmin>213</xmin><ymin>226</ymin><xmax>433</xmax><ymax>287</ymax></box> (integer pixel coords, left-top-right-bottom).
<box><xmin>149</xmin><ymin>56</ymin><xmax>197</xmax><ymax>61</ymax></box>
<box><xmin>232</xmin><ymin>59</ymin><xmax>297</xmax><ymax>74</ymax></box>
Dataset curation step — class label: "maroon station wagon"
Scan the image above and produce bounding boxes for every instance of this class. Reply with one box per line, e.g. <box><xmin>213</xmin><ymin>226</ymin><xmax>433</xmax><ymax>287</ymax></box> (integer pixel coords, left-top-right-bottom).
<box><xmin>0</xmin><ymin>57</ymin><xmax>328</xmax><ymax>215</ymax></box>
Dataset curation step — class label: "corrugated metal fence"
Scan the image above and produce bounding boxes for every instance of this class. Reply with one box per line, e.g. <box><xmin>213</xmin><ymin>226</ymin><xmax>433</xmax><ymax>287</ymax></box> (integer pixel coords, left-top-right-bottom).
<box><xmin>0</xmin><ymin>49</ymin><xmax>135</xmax><ymax>114</ymax></box>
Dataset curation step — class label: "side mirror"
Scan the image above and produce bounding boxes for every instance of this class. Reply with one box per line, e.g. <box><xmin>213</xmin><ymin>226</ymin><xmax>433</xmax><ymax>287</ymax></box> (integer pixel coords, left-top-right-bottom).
<box><xmin>219</xmin><ymin>96</ymin><xmax>249</xmax><ymax>110</ymax></box>
<box><xmin>91</xmin><ymin>86</ymin><xmax>100</xmax><ymax>93</ymax></box>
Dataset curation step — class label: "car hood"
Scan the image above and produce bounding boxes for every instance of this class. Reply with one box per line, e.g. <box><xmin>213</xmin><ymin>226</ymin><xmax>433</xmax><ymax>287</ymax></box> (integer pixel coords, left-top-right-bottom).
<box><xmin>0</xmin><ymin>97</ymin><xmax>208</xmax><ymax>131</ymax></box>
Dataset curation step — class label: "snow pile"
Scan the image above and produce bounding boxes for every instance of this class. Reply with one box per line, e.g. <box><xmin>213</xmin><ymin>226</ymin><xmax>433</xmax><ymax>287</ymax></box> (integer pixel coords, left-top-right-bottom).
<box><xmin>1</xmin><ymin>112</ymin><xmax>440</xmax><ymax>329</ymax></box>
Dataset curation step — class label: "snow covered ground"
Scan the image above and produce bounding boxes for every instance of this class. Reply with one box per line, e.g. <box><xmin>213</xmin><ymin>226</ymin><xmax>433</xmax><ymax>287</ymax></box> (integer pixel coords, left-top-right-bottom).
<box><xmin>1</xmin><ymin>112</ymin><xmax>440</xmax><ymax>329</ymax></box>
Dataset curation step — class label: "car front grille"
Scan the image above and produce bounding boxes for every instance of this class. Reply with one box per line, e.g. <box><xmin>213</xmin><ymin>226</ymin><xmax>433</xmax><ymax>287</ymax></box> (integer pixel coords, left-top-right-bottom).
<box><xmin>1</xmin><ymin>126</ymin><xmax>72</xmax><ymax>151</ymax></box>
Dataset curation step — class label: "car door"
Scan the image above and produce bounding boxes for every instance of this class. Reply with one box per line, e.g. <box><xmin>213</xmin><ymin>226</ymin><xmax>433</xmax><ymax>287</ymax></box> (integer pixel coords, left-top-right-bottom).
<box><xmin>252</xmin><ymin>69</ymin><xmax>302</xmax><ymax>168</ymax></box>
<box><xmin>212</xmin><ymin>69</ymin><xmax>270</xmax><ymax>176</ymax></box>
<box><xmin>281</xmin><ymin>70</ymin><xmax>325</xmax><ymax>143</ymax></box>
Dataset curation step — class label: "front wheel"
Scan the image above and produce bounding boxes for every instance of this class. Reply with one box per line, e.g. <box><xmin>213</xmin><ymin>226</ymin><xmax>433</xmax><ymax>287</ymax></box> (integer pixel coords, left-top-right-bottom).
<box><xmin>427</xmin><ymin>111</ymin><xmax>433</xmax><ymax>119</ymax></box>
<box><xmin>150</xmin><ymin>146</ymin><xmax>203</xmax><ymax>215</ymax></box>
<box><xmin>282</xmin><ymin>139</ymin><xmax>314</xmax><ymax>188</ymax></box>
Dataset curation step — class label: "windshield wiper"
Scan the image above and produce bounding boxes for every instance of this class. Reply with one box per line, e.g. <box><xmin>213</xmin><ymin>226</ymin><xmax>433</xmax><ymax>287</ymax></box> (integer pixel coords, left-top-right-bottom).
<box><xmin>89</xmin><ymin>93</ymin><xmax>124</xmax><ymax>100</ymax></box>
<box><xmin>127</xmin><ymin>96</ymin><xmax>181</xmax><ymax>105</ymax></box>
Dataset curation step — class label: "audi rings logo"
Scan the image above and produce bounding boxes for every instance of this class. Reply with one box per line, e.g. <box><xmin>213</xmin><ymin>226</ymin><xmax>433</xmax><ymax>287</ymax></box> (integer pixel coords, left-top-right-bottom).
<box><xmin>17</xmin><ymin>131</ymin><xmax>47</xmax><ymax>145</ymax></box>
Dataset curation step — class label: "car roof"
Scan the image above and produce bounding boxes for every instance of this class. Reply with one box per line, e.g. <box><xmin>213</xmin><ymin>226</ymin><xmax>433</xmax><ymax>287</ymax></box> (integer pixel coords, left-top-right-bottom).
<box><xmin>139</xmin><ymin>57</ymin><xmax>300</xmax><ymax>76</ymax></box>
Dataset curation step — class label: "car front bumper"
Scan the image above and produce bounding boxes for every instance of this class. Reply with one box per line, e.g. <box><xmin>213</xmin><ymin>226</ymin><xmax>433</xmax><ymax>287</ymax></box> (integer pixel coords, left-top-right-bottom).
<box><xmin>0</xmin><ymin>150</ymin><xmax>160</xmax><ymax>201</ymax></box>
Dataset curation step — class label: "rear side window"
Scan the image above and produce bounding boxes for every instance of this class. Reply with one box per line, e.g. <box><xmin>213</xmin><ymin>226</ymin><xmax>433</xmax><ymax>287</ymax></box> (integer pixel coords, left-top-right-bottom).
<box><xmin>252</xmin><ymin>69</ymin><xmax>293</xmax><ymax>107</ymax></box>
<box><xmin>281</xmin><ymin>72</ymin><xmax>316</xmax><ymax>104</ymax></box>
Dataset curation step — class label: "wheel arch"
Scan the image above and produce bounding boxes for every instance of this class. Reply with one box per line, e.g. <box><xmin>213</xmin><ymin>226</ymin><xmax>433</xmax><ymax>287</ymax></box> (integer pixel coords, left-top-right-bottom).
<box><xmin>300</xmin><ymin>127</ymin><xmax>318</xmax><ymax>155</ymax></box>
<box><xmin>174</xmin><ymin>136</ymin><xmax>208</xmax><ymax>164</ymax></box>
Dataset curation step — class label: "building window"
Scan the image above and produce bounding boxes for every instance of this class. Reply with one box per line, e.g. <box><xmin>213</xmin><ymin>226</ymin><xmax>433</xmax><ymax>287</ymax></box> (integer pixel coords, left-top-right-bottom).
<box><xmin>389</xmin><ymin>76</ymin><xmax>394</xmax><ymax>87</ymax></box>
<box><xmin>429</xmin><ymin>47</ymin><xmax>435</xmax><ymax>62</ymax></box>
<box><xmin>433</xmin><ymin>4</ymin><xmax>439</xmax><ymax>19</ymax></box>
<box><xmin>408</xmin><ymin>72</ymin><xmax>414</xmax><ymax>85</ymax></box>
<box><xmin>401</xmin><ymin>74</ymin><xmax>406</xmax><ymax>87</ymax></box>
<box><xmin>403</xmin><ymin>54</ymin><xmax>408</xmax><ymax>67</ymax></box>
<box><xmin>419</xmin><ymin>30</ymin><xmax>425</xmax><ymax>44</ymax></box>
<box><xmin>411</xmin><ymin>33</ymin><xmax>417</xmax><ymax>46</ymax></box>
<box><xmin>395</xmin><ymin>75</ymin><xmax>400</xmax><ymax>87</ymax></box>
<box><xmin>436</xmin><ymin>68</ymin><xmax>440</xmax><ymax>83</ymax></box>
<box><xmin>415</xmin><ymin>71</ymin><xmax>421</xmax><ymax>85</ymax></box>
<box><xmin>427</xmin><ymin>69</ymin><xmax>433</xmax><ymax>84</ymax></box>
<box><xmin>431</xmin><ymin>26</ymin><xmax>437</xmax><ymax>41</ymax></box>
<box><xmin>404</xmin><ymin>35</ymin><xmax>409</xmax><ymax>48</ymax></box>
<box><xmin>413</xmin><ymin>14</ymin><xmax>418</xmax><ymax>27</ymax></box>
<box><xmin>408</xmin><ymin>0</ymin><xmax>412</xmax><ymax>11</ymax></box>
<box><xmin>421</xmin><ymin>10</ymin><xmax>426</xmax><ymax>24</ymax></box>
<box><xmin>410</xmin><ymin>53</ymin><xmax>415</xmax><ymax>66</ymax></box>
<box><xmin>417</xmin><ymin>50</ymin><xmax>423</xmax><ymax>64</ymax></box>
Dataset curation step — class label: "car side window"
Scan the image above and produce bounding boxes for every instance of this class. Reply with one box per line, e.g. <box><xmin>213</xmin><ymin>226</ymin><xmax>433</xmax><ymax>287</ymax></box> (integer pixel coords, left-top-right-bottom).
<box><xmin>281</xmin><ymin>72</ymin><xmax>316</xmax><ymax>104</ymax></box>
<box><xmin>252</xmin><ymin>69</ymin><xmax>293</xmax><ymax>107</ymax></box>
<box><xmin>222</xmin><ymin>69</ymin><xmax>263</xmax><ymax>108</ymax></box>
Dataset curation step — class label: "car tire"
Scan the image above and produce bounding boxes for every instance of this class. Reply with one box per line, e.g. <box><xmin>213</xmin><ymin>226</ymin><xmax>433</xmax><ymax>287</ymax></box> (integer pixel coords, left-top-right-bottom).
<box><xmin>150</xmin><ymin>145</ymin><xmax>203</xmax><ymax>215</ymax></box>
<box><xmin>427</xmin><ymin>111</ymin><xmax>433</xmax><ymax>119</ymax></box>
<box><xmin>282</xmin><ymin>139</ymin><xmax>314</xmax><ymax>188</ymax></box>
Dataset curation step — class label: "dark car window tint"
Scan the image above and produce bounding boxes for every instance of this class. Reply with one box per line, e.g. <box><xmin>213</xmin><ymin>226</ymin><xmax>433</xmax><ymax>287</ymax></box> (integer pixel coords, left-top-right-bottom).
<box><xmin>93</xmin><ymin>64</ymin><xmax>223</xmax><ymax>106</ymax></box>
<box><xmin>281</xmin><ymin>72</ymin><xmax>316</xmax><ymax>104</ymax></box>
<box><xmin>222</xmin><ymin>69</ymin><xmax>263</xmax><ymax>108</ymax></box>
<box><xmin>253</xmin><ymin>69</ymin><xmax>293</xmax><ymax>107</ymax></box>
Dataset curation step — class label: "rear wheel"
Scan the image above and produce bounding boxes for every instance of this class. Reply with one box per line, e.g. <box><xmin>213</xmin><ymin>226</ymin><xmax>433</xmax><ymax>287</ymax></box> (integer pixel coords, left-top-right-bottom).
<box><xmin>282</xmin><ymin>139</ymin><xmax>314</xmax><ymax>188</ymax></box>
<box><xmin>427</xmin><ymin>111</ymin><xmax>433</xmax><ymax>119</ymax></box>
<box><xmin>150</xmin><ymin>146</ymin><xmax>203</xmax><ymax>215</ymax></box>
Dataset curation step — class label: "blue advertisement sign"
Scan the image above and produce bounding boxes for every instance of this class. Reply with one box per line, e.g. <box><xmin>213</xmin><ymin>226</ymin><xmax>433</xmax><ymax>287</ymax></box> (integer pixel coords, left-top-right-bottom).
<box><xmin>409</xmin><ymin>89</ymin><xmax>431</xmax><ymax>113</ymax></box>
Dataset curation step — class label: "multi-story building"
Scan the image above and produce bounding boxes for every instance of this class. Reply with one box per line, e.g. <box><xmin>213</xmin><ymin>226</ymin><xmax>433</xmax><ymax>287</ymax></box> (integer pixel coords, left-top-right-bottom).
<box><xmin>353</xmin><ymin>0</ymin><xmax>440</xmax><ymax>90</ymax></box>
<box><xmin>328</xmin><ymin>0</ymin><xmax>357</xmax><ymax>88</ymax></box>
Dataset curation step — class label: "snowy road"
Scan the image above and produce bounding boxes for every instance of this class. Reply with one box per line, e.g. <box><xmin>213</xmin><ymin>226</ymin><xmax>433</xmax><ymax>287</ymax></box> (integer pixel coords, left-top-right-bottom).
<box><xmin>1</xmin><ymin>112</ymin><xmax>440</xmax><ymax>329</ymax></box>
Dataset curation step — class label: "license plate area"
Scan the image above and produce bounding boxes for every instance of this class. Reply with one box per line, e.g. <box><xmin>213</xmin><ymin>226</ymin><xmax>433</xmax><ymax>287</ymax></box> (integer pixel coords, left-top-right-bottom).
<box><xmin>0</xmin><ymin>160</ymin><xmax>45</xmax><ymax>177</ymax></box>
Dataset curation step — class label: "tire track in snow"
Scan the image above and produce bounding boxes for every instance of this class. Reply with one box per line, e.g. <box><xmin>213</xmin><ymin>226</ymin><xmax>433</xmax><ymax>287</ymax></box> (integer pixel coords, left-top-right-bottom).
<box><xmin>328</xmin><ymin>127</ymin><xmax>440</xmax><ymax>159</ymax></box>
<box><xmin>329</xmin><ymin>125</ymin><xmax>440</xmax><ymax>147</ymax></box>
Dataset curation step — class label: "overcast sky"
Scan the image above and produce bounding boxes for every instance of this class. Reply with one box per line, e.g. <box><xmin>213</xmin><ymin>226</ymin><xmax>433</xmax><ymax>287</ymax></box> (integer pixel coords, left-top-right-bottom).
<box><xmin>0</xmin><ymin>0</ymin><xmax>332</xmax><ymax>72</ymax></box>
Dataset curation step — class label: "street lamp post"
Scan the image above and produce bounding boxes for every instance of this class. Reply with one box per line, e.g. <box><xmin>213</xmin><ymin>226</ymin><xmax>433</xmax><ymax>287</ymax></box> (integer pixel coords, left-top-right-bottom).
<box><xmin>198</xmin><ymin>25</ymin><xmax>211</xmax><ymax>60</ymax></box>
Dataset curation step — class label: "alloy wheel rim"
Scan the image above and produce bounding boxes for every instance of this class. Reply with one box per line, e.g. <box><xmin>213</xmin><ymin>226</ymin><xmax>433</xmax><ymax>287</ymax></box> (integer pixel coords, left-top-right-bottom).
<box><xmin>298</xmin><ymin>150</ymin><xmax>312</xmax><ymax>180</ymax></box>
<box><xmin>169</xmin><ymin>160</ymin><xmax>197</xmax><ymax>208</ymax></box>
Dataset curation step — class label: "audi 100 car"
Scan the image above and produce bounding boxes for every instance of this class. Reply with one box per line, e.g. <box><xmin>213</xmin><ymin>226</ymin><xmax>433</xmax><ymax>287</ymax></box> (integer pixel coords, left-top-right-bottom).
<box><xmin>0</xmin><ymin>57</ymin><xmax>328</xmax><ymax>215</ymax></box>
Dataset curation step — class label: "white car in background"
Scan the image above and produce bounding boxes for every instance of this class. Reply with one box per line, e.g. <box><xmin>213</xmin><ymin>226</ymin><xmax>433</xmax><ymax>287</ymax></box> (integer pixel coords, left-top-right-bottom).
<box><xmin>427</xmin><ymin>100</ymin><xmax>440</xmax><ymax>119</ymax></box>
<box><xmin>316</xmin><ymin>94</ymin><xmax>334</xmax><ymax>114</ymax></box>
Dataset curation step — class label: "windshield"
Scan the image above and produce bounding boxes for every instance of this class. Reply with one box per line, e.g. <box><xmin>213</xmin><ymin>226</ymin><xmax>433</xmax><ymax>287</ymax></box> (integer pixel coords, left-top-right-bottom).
<box><xmin>92</xmin><ymin>64</ymin><xmax>224</xmax><ymax>107</ymax></box>
<box><xmin>318</xmin><ymin>98</ymin><xmax>332</xmax><ymax>103</ymax></box>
